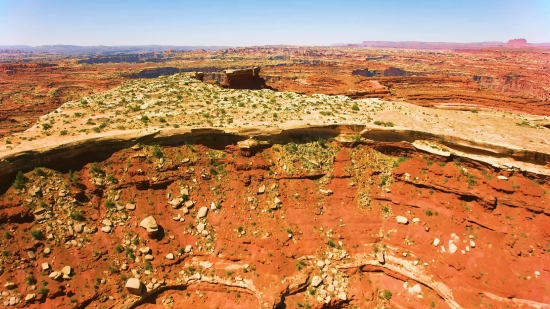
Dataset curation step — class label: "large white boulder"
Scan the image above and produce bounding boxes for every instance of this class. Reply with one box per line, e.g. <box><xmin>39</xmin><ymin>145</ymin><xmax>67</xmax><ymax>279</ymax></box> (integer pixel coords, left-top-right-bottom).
<box><xmin>396</xmin><ymin>216</ymin><xmax>408</xmax><ymax>224</ymax></box>
<box><xmin>197</xmin><ymin>207</ymin><xmax>208</xmax><ymax>218</ymax></box>
<box><xmin>125</xmin><ymin>278</ymin><xmax>143</xmax><ymax>295</ymax></box>
<box><xmin>139</xmin><ymin>216</ymin><xmax>159</xmax><ymax>234</ymax></box>
<box><xmin>448</xmin><ymin>243</ymin><xmax>458</xmax><ymax>254</ymax></box>
<box><xmin>311</xmin><ymin>276</ymin><xmax>323</xmax><ymax>287</ymax></box>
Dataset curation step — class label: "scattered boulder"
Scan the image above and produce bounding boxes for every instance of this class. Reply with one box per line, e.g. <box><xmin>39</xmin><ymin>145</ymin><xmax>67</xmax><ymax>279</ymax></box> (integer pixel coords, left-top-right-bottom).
<box><xmin>258</xmin><ymin>185</ymin><xmax>265</xmax><ymax>194</ymax></box>
<box><xmin>396</xmin><ymin>216</ymin><xmax>408</xmax><ymax>224</ymax></box>
<box><xmin>311</xmin><ymin>276</ymin><xmax>323</xmax><ymax>287</ymax></box>
<box><xmin>166</xmin><ymin>253</ymin><xmax>174</xmax><ymax>260</ymax></box>
<box><xmin>470</xmin><ymin>240</ymin><xmax>476</xmax><ymax>248</ymax></box>
<box><xmin>497</xmin><ymin>175</ymin><xmax>508</xmax><ymax>180</ymax></box>
<box><xmin>61</xmin><ymin>266</ymin><xmax>72</xmax><ymax>276</ymax></box>
<box><xmin>4</xmin><ymin>282</ymin><xmax>16</xmax><ymax>290</ymax></box>
<box><xmin>448</xmin><ymin>243</ymin><xmax>458</xmax><ymax>254</ymax></box>
<box><xmin>49</xmin><ymin>271</ymin><xmax>62</xmax><ymax>280</ymax></box>
<box><xmin>169</xmin><ymin>198</ymin><xmax>183</xmax><ymax>208</ymax></box>
<box><xmin>74</xmin><ymin>224</ymin><xmax>85</xmax><ymax>233</ymax></box>
<box><xmin>197</xmin><ymin>207</ymin><xmax>208</xmax><ymax>218</ymax></box>
<box><xmin>126</xmin><ymin>203</ymin><xmax>136</xmax><ymax>210</ymax></box>
<box><xmin>433</xmin><ymin>238</ymin><xmax>441</xmax><ymax>247</ymax></box>
<box><xmin>140</xmin><ymin>216</ymin><xmax>159</xmax><ymax>236</ymax></box>
<box><xmin>125</xmin><ymin>278</ymin><xmax>143</xmax><ymax>295</ymax></box>
<box><xmin>319</xmin><ymin>189</ymin><xmax>333</xmax><ymax>196</ymax></box>
<box><xmin>102</xmin><ymin>219</ymin><xmax>112</xmax><ymax>226</ymax></box>
<box><xmin>376</xmin><ymin>252</ymin><xmax>385</xmax><ymax>264</ymax></box>
<box><xmin>41</xmin><ymin>262</ymin><xmax>50</xmax><ymax>271</ymax></box>
<box><xmin>101</xmin><ymin>226</ymin><xmax>112</xmax><ymax>233</ymax></box>
<box><xmin>139</xmin><ymin>247</ymin><xmax>151</xmax><ymax>254</ymax></box>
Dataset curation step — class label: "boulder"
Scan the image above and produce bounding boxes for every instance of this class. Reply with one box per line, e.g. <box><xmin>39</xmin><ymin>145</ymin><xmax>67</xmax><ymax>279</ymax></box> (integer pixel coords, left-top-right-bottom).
<box><xmin>433</xmin><ymin>238</ymin><xmax>441</xmax><ymax>247</ymax></box>
<box><xmin>125</xmin><ymin>278</ymin><xmax>143</xmax><ymax>295</ymax></box>
<box><xmin>319</xmin><ymin>189</ymin><xmax>333</xmax><ymax>196</ymax></box>
<box><xmin>140</xmin><ymin>216</ymin><xmax>159</xmax><ymax>236</ymax></box>
<box><xmin>126</xmin><ymin>203</ymin><xmax>136</xmax><ymax>210</ymax></box>
<box><xmin>448</xmin><ymin>243</ymin><xmax>458</xmax><ymax>254</ymax></box>
<box><xmin>166</xmin><ymin>253</ymin><xmax>174</xmax><ymax>260</ymax></box>
<box><xmin>101</xmin><ymin>226</ymin><xmax>111</xmax><ymax>233</ymax></box>
<box><xmin>41</xmin><ymin>262</ymin><xmax>50</xmax><ymax>271</ymax></box>
<box><xmin>169</xmin><ymin>198</ymin><xmax>183</xmax><ymax>208</ymax></box>
<box><xmin>139</xmin><ymin>247</ymin><xmax>151</xmax><ymax>254</ymax></box>
<box><xmin>197</xmin><ymin>207</ymin><xmax>208</xmax><ymax>218</ymax></box>
<box><xmin>470</xmin><ymin>240</ymin><xmax>476</xmax><ymax>248</ymax></box>
<box><xmin>49</xmin><ymin>271</ymin><xmax>62</xmax><ymax>280</ymax></box>
<box><xmin>376</xmin><ymin>252</ymin><xmax>385</xmax><ymax>264</ymax></box>
<box><xmin>497</xmin><ymin>175</ymin><xmax>508</xmax><ymax>180</ymax></box>
<box><xmin>4</xmin><ymin>282</ymin><xmax>16</xmax><ymax>289</ymax></box>
<box><xmin>61</xmin><ymin>266</ymin><xmax>72</xmax><ymax>276</ymax></box>
<box><xmin>25</xmin><ymin>294</ymin><xmax>35</xmax><ymax>302</ymax></box>
<box><xmin>74</xmin><ymin>224</ymin><xmax>85</xmax><ymax>233</ymax></box>
<box><xmin>102</xmin><ymin>219</ymin><xmax>112</xmax><ymax>226</ymax></box>
<box><xmin>396</xmin><ymin>216</ymin><xmax>408</xmax><ymax>224</ymax></box>
<box><xmin>311</xmin><ymin>276</ymin><xmax>323</xmax><ymax>287</ymax></box>
<box><xmin>184</xmin><ymin>245</ymin><xmax>192</xmax><ymax>253</ymax></box>
<box><xmin>258</xmin><ymin>185</ymin><xmax>265</xmax><ymax>194</ymax></box>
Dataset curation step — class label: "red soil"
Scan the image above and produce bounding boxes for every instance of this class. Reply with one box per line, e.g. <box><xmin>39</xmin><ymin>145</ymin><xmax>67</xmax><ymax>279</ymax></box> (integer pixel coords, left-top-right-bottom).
<box><xmin>0</xmin><ymin>140</ymin><xmax>548</xmax><ymax>308</ymax></box>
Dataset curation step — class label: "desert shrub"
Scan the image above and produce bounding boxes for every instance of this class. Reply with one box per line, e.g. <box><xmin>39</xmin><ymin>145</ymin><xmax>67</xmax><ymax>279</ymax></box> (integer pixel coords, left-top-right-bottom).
<box><xmin>13</xmin><ymin>171</ymin><xmax>29</xmax><ymax>189</ymax></box>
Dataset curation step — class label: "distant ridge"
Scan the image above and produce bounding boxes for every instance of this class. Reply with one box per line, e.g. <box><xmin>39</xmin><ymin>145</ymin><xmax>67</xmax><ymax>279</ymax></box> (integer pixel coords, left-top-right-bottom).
<box><xmin>0</xmin><ymin>45</ymin><xmax>229</xmax><ymax>55</ymax></box>
<box><xmin>334</xmin><ymin>39</ymin><xmax>550</xmax><ymax>50</ymax></box>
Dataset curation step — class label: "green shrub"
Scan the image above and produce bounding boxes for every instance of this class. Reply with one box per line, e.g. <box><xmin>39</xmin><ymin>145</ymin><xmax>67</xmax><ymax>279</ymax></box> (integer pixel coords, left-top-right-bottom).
<box><xmin>70</xmin><ymin>211</ymin><xmax>85</xmax><ymax>221</ymax></box>
<box><xmin>13</xmin><ymin>171</ymin><xmax>28</xmax><ymax>189</ymax></box>
<box><xmin>152</xmin><ymin>146</ymin><xmax>163</xmax><ymax>159</ymax></box>
<box><xmin>31</xmin><ymin>230</ymin><xmax>44</xmax><ymax>240</ymax></box>
<box><xmin>25</xmin><ymin>275</ymin><xmax>37</xmax><ymax>285</ymax></box>
<box><xmin>383</xmin><ymin>289</ymin><xmax>392</xmax><ymax>300</ymax></box>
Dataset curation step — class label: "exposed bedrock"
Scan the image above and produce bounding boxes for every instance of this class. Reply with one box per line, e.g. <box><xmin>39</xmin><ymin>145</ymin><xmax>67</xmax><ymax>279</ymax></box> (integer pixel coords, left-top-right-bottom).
<box><xmin>0</xmin><ymin>125</ymin><xmax>549</xmax><ymax>191</ymax></box>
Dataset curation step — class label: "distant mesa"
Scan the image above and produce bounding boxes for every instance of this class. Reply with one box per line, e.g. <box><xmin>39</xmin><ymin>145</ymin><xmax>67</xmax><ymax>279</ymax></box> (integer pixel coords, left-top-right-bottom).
<box><xmin>505</xmin><ymin>38</ymin><xmax>528</xmax><ymax>47</ymax></box>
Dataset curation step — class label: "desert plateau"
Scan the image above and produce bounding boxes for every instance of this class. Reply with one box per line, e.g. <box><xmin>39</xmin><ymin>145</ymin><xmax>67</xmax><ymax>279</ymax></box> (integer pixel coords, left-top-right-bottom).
<box><xmin>1</xmin><ymin>1</ymin><xmax>550</xmax><ymax>308</ymax></box>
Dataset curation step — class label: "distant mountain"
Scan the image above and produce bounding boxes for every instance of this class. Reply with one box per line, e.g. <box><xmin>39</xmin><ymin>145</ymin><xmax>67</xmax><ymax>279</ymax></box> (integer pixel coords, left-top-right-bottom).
<box><xmin>333</xmin><ymin>39</ymin><xmax>550</xmax><ymax>50</ymax></box>
<box><xmin>0</xmin><ymin>45</ymin><xmax>229</xmax><ymax>55</ymax></box>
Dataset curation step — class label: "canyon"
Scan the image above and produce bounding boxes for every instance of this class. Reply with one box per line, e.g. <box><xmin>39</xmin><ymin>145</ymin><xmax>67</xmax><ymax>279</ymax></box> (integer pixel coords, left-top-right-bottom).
<box><xmin>0</xmin><ymin>45</ymin><xmax>549</xmax><ymax>309</ymax></box>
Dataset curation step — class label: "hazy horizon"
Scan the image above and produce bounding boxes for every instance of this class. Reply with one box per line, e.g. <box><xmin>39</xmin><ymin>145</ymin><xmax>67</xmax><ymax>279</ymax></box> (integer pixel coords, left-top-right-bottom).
<box><xmin>1</xmin><ymin>0</ymin><xmax>549</xmax><ymax>46</ymax></box>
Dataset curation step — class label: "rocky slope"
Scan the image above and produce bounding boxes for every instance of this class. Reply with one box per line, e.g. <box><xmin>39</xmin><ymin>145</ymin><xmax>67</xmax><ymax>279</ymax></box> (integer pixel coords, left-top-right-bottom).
<box><xmin>0</xmin><ymin>136</ymin><xmax>549</xmax><ymax>309</ymax></box>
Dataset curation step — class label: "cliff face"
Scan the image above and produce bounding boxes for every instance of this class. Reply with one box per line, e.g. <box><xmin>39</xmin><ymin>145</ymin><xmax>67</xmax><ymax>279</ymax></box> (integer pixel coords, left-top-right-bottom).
<box><xmin>219</xmin><ymin>67</ymin><xmax>273</xmax><ymax>90</ymax></box>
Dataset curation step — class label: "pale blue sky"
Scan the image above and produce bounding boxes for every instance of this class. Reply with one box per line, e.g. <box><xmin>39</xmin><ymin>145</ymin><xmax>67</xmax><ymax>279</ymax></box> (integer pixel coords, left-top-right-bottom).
<box><xmin>1</xmin><ymin>0</ymin><xmax>549</xmax><ymax>46</ymax></box>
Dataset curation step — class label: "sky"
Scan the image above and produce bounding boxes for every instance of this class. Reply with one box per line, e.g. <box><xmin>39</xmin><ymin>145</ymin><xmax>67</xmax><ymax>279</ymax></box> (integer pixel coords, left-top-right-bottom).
<box><xmin>1</xmin><ymin>0</ymin><xmax>549</xmax><ymax>46</ymax></box>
